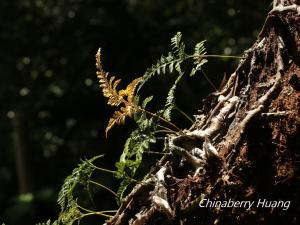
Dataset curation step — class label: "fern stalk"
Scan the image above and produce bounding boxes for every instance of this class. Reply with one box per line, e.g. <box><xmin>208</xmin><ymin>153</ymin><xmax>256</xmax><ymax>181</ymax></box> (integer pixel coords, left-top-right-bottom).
<box><xmin>87</xmin><ymin>162</ymin><xmax>116</xmax><ymax>174</ymax></box>
<box><xmin>157</xmin><ymin>124</ymin><xmax>178</xmax><ymax>133</ymax></box>
<box><xmin>137</xmin><ymin>106</ymin><xmax>181</xmax><ymax>131</ymax></box>
<box><xmin>185</xmin><ymin>54</ymin><xmax>246</xmax><ymax>60</ymax></box>
<box><xmin>144</xmin><ymin>150</ymin><xmax>170</xmax><ymax>155</ymax></box>
<box><xmin>80</xmin><ymin>212</ymin><xmax>113</xmax><ymax>219</ymax></box>
<box><xmin>114</xmin><ymin>96</ymin><xmax>181</xmax><ymax>132</ymax></box>
<box><xmin>89</xmin><ymin>180</ymin><xmax>117</xmax><ymax>197</ymax></box>
<box><xmin>199</xmin><ymin>54</ymin><xmax>246</xmax><ymax>59</ymax></box>
<box><xmin>76</xmin><ymin>204</ymin><xmax>116</xmax><ymax>215</ymax></box>
<box><xmin>200</xmin><ymin>69</ymin><xmax>218</xmax><ymax>91</ymax></box>
<box><xmin>155</xmin><ymin>130</ymin><xmax>177</xmax><ymax>134</ymax></box>
<box><xmin>174</xmin><ymin>105</ymin><xmax>194</xmax><ymax>124</ymax></box>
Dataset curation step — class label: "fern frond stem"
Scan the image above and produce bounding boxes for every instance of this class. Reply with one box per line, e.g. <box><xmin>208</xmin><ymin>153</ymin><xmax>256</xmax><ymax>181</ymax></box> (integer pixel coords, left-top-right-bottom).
<box><xmin>203</xmin><ymin>54</ymin><xmax>246</xmax><ymax>59</ymax></box>
<box><xmin>205</xmin><ymin>55</ymin><xmax>246</xmax><ymax>59</ymax></box>
<box><xmin>77</xmin><ymin>204</ymin><xmax>116</xmax><ymax>214</ymax></box>
<box><xmin>80</xmin><ymin>212</ymin><xmax>113</xmax><ymax>219</ymax></box>
<box><xmin>86</xmin><ymin>182</ymin><xmax>95</xmax><ymax>206</ymax></box>
<box><xmin>174</xmin><ymin>105</ymin><xmax>194</xmax><ymax>124</ymax></box>
<box><xmin>200</xmin><ymin>69</ymin><xmax>218</xmax><ymax>91</ymax></box>
<box><xmin>155</xmin><ymin>130</ymin><xmax>176</xmax><ymax>134</ymax></box>
<box><xmin>130</xmin><ymin>177</ymin><xmax>140</xmax><ymax>183</ymax></box>
<box><xmin>124</xmin><ymin>176</ymin><xmax>140</xmax><ymax>183</ymax></box>
<box><xmin>100</xmin><ymin>210</ymin><xmax>118</xmax><ymax>213</ymax></box>
<box><xmin>77</xmin><ymin>204</ymin><xmax>97</xmax><ymax>213</ymax></box>
<box><xmin>89</xmin><ymin>180</ymin><xmax>117</xmax><ymax>197</ymax></box>
<box><xmin>144</xmin><ymin>150</ymin><xmax>169</xmax><ymax>155</ymax></box>
<box><xmin>93</xmin><ymin>212</ymin><xmax>114</xmax><ymax>218</ymax></box>
<box><xmin>120</xmin><ymin>176</ymin><xmax>139</xmax><ymax>184</ymax></box>
<box><xmin>118</xmin><ymin>99</ymin><xmax>181</xmax><ymax>131</ymax></box>
<box><xmin>157</xmin><ymin>124</ymin><xmax>177</xmax><ymax>133</ymax></box>
<box><xmin>188</xmin><ymin>54</ymin><xmax>245</xmax><ymax>60</ymax></box>
<box><xmin>87</xmin><ymin>162</ymin><xmax>116</xmax><ymax>174</ymax></box>
<box><xmin>137</xmin><ymin>107</ymin><xmax>181</xmax><ymax>131</ymax></box>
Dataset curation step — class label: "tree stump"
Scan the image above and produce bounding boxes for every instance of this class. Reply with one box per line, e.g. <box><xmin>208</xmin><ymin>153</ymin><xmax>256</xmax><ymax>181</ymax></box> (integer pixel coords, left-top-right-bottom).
<box><xmin>106</xmin><ymin>2</ymin><xmax>300</xmax><ymax>225</ymax></box>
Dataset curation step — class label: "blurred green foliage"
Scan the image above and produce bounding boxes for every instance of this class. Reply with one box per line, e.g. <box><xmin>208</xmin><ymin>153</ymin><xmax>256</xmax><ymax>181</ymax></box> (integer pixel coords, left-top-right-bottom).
<box><xmin>0</xmin><ymin>0</ymin><xmax>269</xmax><ymax>224</ymax></box>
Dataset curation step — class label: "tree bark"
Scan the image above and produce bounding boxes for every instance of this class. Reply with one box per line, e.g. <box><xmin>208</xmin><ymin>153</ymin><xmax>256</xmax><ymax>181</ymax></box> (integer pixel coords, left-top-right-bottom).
<box><xmin>106</xmin><ymin>2</ymin><xmax>300</xmax><ymax>225</ymax></box>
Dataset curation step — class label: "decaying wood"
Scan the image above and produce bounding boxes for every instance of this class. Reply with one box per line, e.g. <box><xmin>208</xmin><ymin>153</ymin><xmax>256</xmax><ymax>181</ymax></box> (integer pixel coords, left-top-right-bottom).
<box><xmin>105</xmin><ymin>2</ymin><xmax>300</xmax><ymax>224</ymax></box>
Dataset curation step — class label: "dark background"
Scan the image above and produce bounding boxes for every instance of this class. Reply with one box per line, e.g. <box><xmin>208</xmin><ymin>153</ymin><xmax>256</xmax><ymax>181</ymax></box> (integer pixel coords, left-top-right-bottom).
<box><xmin>0</xmin><ymin>0</ymin><xmax>269</xmax><ymax>224</ymax></box>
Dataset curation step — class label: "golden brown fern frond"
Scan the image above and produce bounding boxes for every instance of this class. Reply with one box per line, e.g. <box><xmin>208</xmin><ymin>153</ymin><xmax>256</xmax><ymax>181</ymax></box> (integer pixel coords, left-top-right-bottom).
<box><xmin>96</xmin><ymin>48</ymin><xmax>123</xmax><ymax>106</ymax></box>
<box><xmin>96</xmin><ymin>48</ymin><xmax>143</xmax><ymax>136</ymax></box>
<box><xmin>119</xmin><ymin>77</ymin><xmax>142</xmax><ymax>102</ymax></box>
<box><xmin>105</xmin><ymin>103</ymin><xmax>136</xmax><ymax>137</ymax></box>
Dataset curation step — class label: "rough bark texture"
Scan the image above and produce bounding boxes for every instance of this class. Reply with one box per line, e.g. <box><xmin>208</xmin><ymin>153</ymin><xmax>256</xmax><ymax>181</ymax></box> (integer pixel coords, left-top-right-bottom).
<box><xmin>106</xmin><ymin>2</ymin><xmax>300</xmax><ymax>225</ymax></box>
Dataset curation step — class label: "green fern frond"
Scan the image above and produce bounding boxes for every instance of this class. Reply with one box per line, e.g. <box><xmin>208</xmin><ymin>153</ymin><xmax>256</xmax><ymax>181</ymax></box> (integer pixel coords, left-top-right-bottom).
<box><xmin>171</xmin><ymin>32</ymin><xmax>185</xmax><ymax>58</ymax></box>
<box><xmin>59</xmin><ymin>199</ymin><xmax>81</xmax><ymax>225</ymax></box>
<box><xmin>190</xmin><ymin>40</ymin><xmax>208</xmax><ymax>76</ymax></box>
<box><xmin>137</xmin><ymin>53</ymin><xmax>177</xmax><ymax>91</ymax></box>
<box><xmin>115</xmin><ymin>178</ymin><xmax>132</xmax><ymax>205</ymax></box>
<box><xmin>115</xmin><ymin>128</ymin><xmax>155</xmax><ymax>179</ymax></box>
<box><xmin>137</xmin><ymin>32</ymin><xmax>188</xmax><ymax>92</ymax></box>
<box><xmin>194</xmin><ymin>40</ymin><xmax>207</xmax><ymax>56</ymax></box>
<box><xmin>57</xmin><ymin>155</ymin><xmax>103</xmax><ymax>211</ymax></box>
<box><xmin>163</xmin><ymin>68</ymin><xmax>184</xmax><ymax>121</ymax></box>
<box><xmin>114</xmin><ymin>112</ymin><xmax>158</xmax><ymax>203</ymax></box>
<box><xmin>141</xmin><ymin>96</ymin><xmax>153</xmax><ymax>108</ymax></box>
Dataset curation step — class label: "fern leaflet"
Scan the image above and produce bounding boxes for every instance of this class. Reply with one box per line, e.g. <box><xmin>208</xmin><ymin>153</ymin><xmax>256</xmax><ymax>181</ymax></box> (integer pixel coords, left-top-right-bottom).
<box><xmin>162</xmin><ymin>66</ymin><xmax>184</xmax><ymax>121</ymax></box>
<box><xmin>171</xmin><ymin>31</ymin><xmax>186</xmax><ymax>58</ymax></box>
<box><xmin>190</xmin><ymin>40</ymin><xmax>208</xmax><ymax>76</ymax></box>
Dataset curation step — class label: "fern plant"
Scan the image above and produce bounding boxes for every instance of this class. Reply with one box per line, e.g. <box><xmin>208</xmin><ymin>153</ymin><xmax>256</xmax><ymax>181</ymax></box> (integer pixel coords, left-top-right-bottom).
<box><xmin>37</xmin><ymin>32</ymin><xmax>245</xmax><ymax>225</ymax></box>
<box><xmin>96</xmin><ymin>32</ymin><xmax>213</xmax><ymax>203</ymax></box>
